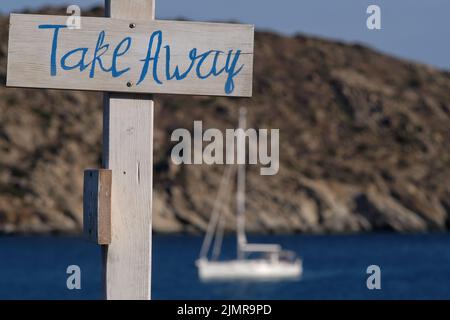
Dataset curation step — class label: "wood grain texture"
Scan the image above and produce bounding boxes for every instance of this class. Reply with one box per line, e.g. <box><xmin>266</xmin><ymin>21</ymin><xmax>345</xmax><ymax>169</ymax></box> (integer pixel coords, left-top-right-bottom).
<box><xmin>83</xmin><ymin>169</ymin><xmax>112</xmax><ymax>245</ymax></box>
<box><xmin>6</xmin><ymin>13</ymin><xmax>254</xmax><ymax>97</ymax></box>
<box><xmin>102</xmin><ymin>0</ymin><xmax>154</xmax><ymax>300</ymax></box>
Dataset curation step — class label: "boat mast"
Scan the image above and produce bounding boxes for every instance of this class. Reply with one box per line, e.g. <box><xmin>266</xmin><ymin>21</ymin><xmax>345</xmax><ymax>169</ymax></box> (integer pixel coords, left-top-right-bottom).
<box><xmin>237</xmin><ymin>108</ymin><xmax>247</xmax><ymax>260</ymax></box>
<box><xmin>199</xmin><ymin>166</ymin><xmax>234</xmax><ymax>260</ymax></box>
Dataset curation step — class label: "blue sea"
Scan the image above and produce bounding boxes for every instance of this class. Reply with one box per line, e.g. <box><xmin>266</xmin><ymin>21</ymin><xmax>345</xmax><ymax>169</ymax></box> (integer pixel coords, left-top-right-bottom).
<box><xmin>0</xmin><ymin>233</ymin><xmax>449</xmax><ymax>300</ymax></box>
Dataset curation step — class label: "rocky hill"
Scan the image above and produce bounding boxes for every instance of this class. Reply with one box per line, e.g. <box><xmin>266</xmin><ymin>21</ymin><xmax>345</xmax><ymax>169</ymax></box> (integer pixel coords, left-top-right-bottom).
<box><xmin>1</xmin><ymin>7</ymin><xmax>450</xmax><ymax>234</ymax></box>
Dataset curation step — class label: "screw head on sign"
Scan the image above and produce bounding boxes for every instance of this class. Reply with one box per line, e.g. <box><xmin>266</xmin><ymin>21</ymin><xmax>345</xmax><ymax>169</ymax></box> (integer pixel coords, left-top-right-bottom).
<box><xmin>129</xmin><ymin>23</ymin><xmax>136</xmax><ymax>29</ymax></box>
<box><xmin>127</xmin><ymin>81</ymin><xmax>133</xmax><ymax>88</ymax></box>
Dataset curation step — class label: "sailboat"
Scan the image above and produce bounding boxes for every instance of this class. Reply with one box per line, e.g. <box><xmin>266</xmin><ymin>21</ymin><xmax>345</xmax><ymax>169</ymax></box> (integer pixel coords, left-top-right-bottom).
<box><xmin>196</xmin><ymin>108</ymin><xmax>302</xmax><ymax>281</ymax></box>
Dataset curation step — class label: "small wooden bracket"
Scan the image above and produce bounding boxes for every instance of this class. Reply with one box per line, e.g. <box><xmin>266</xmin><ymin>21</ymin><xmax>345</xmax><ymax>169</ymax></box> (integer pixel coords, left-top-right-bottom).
<box><xmin>83</xmin><ymin>169</ymin><xmax>112</xmax><ymax>245</ymax></box>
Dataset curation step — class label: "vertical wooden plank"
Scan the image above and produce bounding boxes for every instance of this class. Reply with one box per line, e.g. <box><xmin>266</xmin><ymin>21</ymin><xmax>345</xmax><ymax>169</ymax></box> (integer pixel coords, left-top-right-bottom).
<box><xmin>106</xmin><ymin>0</ymin><xmax>155</xmax><ymax>21</ymax></box>
<box><xmin>103</xmin><ymin>0</ymin><xmax>154</xmax><ymax>300</ymax></box>
<box><xmin>83</xmin><ymin>169</ymin><xmax>112</xmax><ymax>245</ymax></box>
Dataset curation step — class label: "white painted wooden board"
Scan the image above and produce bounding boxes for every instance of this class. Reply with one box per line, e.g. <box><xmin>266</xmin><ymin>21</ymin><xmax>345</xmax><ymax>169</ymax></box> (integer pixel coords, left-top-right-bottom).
<box><xmin>102</xmin><ymin>0</ymin><xmax>155</xmax><ymax>300</ymax></box>
<box><xmin>102</xmin><ymin>93</ymin><xmax>154</xmax><ymax>300</ymax></box>
<box><xmin>7</xmin><ymin>13</ymin><xmax>254</xmax><ymax>97</ymax></box>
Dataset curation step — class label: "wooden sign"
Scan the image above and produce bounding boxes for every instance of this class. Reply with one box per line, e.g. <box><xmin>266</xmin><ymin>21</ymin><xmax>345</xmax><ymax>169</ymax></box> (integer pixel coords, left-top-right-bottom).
<box><xmin>7</xmin><ymin>14</ymin><xmax>254</xmax><ymax>97</ymax></box>
<box><xmin>6</xmin><ymin>0</ymin><xmax>255</xmax><ymax>300</ymax></box>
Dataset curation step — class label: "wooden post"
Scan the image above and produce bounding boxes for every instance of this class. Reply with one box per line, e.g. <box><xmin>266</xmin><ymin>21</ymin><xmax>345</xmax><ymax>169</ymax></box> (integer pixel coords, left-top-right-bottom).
<box><xmin>83</xmin><ymin>169</ymin><xmax>112</xmax><ymax>245</ymax></box>
<box><xmin>103</xmin><ymin>0</ymin><xmax>154</xmax><ymax>300</ymax></box>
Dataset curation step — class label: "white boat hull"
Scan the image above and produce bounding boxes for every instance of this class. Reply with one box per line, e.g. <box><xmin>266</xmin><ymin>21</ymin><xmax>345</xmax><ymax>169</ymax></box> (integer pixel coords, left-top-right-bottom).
<box><xmin>197</xmin><ymin>258</ymin><xmax>302</xmax><ymax>281</ymax></box>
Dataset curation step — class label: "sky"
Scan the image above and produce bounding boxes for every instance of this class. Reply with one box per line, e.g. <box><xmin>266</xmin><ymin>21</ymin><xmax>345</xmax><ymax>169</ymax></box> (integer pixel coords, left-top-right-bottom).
<box><xmin>2</xmin><ymin>0</ymin><xmax>449</xmax><ymax>70</ymax></box>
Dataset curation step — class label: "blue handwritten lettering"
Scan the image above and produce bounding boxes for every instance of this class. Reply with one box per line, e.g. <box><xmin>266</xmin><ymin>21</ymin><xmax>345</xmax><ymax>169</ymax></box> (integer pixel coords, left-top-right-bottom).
<box><xmin>112</xmin><ymin>37</ymin><xmax>132</xmax><ymax>77</ymax></box>
<box><xmin>224</xmin><ymin>50</ymin><xmax>244</xmax><ymax>94</ymax></box>
<box><xmin>38</xmin><ymin>24</ymin><xmax>67</xmax><ymax>76</ymax></box>
<box><xmin>201</xmin><ymin>50</ymin><xmax>225</xmax><ymax>78</ymax></box>
<box><xmin>89</xmin><ymin>31</ymin><xmax>111</xmax><ymax>78</ymax></box>
<box><xmin>138</xmin><ymin>30</ymin><xmax>163</xmax><ymax>85</ymax></box>
<box><xmin>165</xmin><ymin>46</ymin><xmax>197</xmax><ymax>81</ymax></box>
<box><xmin>61</xmin><ymin>48</ymin><xmax>90</xmax><ymax>71</ymax></box>
<box><xmin>37</xmin><ymin>25</ymin><xmax>245</xmax><ymax>95</ymax></box>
